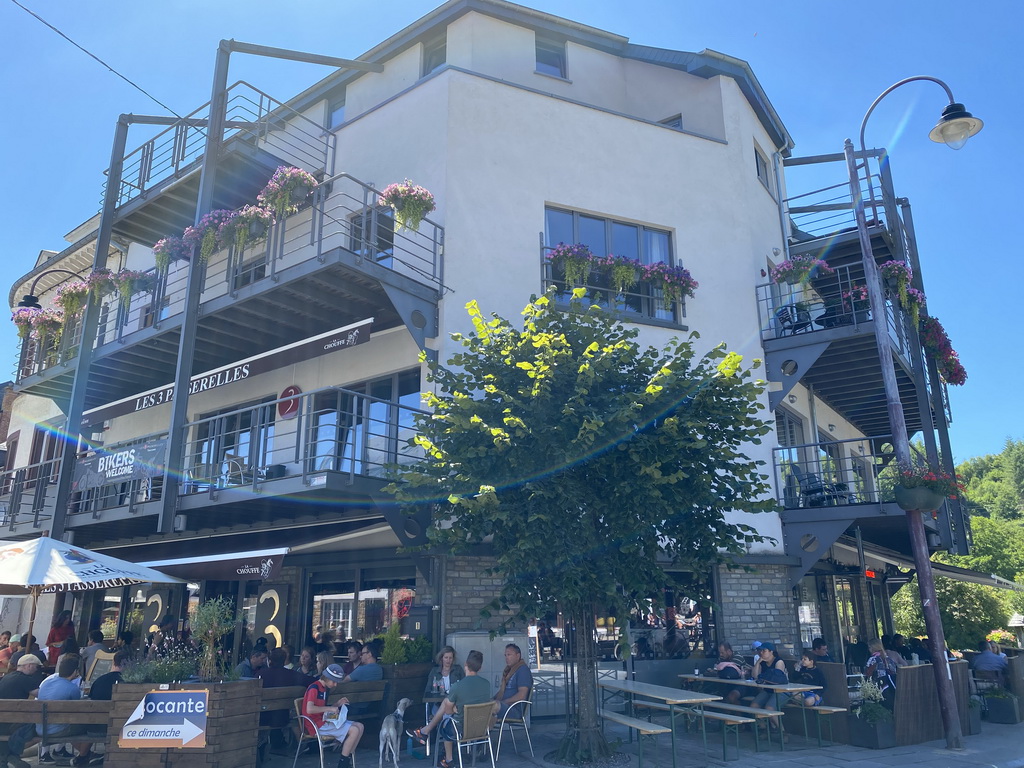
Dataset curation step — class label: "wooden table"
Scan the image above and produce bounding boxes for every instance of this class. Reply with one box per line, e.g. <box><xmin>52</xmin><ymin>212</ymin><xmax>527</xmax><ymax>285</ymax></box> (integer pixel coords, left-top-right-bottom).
<box><xmin>679</xmin><ymin>674</ymin><xmax>823</xmax><ymax>740</ymax></box>
<box><xmin>600</xmin><ymin>678</ymin><xmax>721</xmax><ymax>768</ymax></box>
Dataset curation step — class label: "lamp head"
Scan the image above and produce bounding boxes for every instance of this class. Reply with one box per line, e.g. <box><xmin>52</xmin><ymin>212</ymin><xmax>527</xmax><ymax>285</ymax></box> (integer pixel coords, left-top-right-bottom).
<box><xmin>928</xmin><ymin>102</ymin><xmax>983</xmax><ymax>150</ymax></box>
<box><xmin>17</xmin><ymin>295</ymin><xmax>41</xmax><ymax>309</ymax></box>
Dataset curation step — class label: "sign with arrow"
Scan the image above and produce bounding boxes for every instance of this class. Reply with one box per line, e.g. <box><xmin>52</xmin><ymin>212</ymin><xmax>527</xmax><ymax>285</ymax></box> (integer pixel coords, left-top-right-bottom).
<box><xmin>119</xmin><ymin>690</ymin><xmax>208</xmax><ymax>748</ymax></box>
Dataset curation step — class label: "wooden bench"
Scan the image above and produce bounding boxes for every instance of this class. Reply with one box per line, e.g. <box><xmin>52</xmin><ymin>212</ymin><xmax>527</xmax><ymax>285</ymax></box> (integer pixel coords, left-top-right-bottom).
<box><xmin>0</xmin><ymin>699</ymin><xmax>112</xmax><ymax>758</ymax></box>
<box><xmin>784</xmin><ymin>702</ymin><xmax>845</xmax><ymax>746</ymax></box>
<box><xmin>632</xmin><ymin>700</ymin><xmax>753</xmax><ymax>762</ymax></box>
<box><xmin>703</xmin><ymin>701</ymin><xmax>786</xmax><ymax>751</ymax></box>
<box><xmin>599</xmin><ymin>709</ymin><xmax>670</xmax><ymax>768</ymax></box>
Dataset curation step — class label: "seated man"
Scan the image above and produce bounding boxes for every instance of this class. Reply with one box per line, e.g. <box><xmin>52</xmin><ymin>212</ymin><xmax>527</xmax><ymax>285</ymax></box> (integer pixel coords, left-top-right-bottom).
<box><xmin>344</xmin><ymin>644</ymin><xmax>383</xmax><ymax>718</ymax></box>
<box><xmin>303</xmin><ymin>664</ymin><xmax>364</xmax><ymax>768</ymax></box>
<box><xmin>494</xmin><ymin>643</ymin><xmax>532</xmax><ymax>718</ymax></box>
<box><xmin>257</xmin><ymin>647</ymin><xmax>311</xmax><ymax>754</ymax></box>
<box><xmin>89</xmin><ymin>650</ymin><xmax>129</xmax><ymax>702</ymax></box>
<box><xmin>235</xmin><ymin>648</ymin><xmax>268</xmax><ymax>678</ymax></box>
<box><xmin>7</xmin><ymin>657</ymin><xmax>97</xmax><ymax>768</ymax></box>
<box><xmin>79</xmin><ymin>630</ymin><xmax>109</xmax><ymax>679</ymax></box>
<box><xmin>407</xmin><ymin>650</ymin><xmax>490</xmax><ymax>768</ymax></box>
<box><xmin>0</xmin><ymin>654</ymin><xmax>46</xmax><ymax>768</ymax></box>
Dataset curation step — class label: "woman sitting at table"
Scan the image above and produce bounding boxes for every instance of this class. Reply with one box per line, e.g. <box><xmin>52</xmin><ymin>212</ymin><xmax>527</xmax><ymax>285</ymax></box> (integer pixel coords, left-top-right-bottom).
<box><xmin>424</xmin><ymin>646</ymin><xmax>465</xmax><ymax>717</ymax></box>
<box><xmin>750</xmin><ymin>642</ymin><xmax>789</xmax><ymax>729</ymax></box>
<box><xmin>789</xmin><ymin>649</ymin><xmax>826</xmax><ymax>706</ymax></box>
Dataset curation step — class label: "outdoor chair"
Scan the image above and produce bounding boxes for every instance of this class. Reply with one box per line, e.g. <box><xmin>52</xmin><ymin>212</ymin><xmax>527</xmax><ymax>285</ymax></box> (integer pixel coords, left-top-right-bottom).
<box><xmin>774</xmin><ymin>304</ymin><xmax>812</xmax><ymax>337</ymax></box>
<box><xmin>450</xmin><ymin>702</ymin><xmax>496</xmax><ymax>768</ymax></box>
<box><xmin>292</xmin><ymin>698</ymin><xmax>340</xmax><ymax>768</ymax></box>
<box><xmin>790</xmin><ymin>466</ymin><xmax>849</xmax><ymax>507</ymax></box>
<box><xmin>224</xmin><ymin>453</ymin><xmax>257</xmax><ymax>486</ymax></box>
<box><xmin>185</xmin><ymin>463</ymin><xmax>220</xmax><ymax>493</ymax></box>
<box><xmin>495</xmin><ymin>688</ymin><xmax>534</xmax><ymax>760</ymax></box>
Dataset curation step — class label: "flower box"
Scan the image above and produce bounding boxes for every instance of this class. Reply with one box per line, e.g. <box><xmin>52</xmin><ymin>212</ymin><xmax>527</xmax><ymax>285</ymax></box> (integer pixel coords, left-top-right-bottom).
<box><xmin>846</xmin><ymin>712</ymin><xmax>896</xmax><ymax>749</ymax></box>
<box><xmin>985</xmin><ymin>694</ymin><xmax>1021</xmax><ymax>724</ymax></box>
<box><xmin>893</xmin><ymin>485</ymin><xmax>946</xmax><ymax>512</ymax></box>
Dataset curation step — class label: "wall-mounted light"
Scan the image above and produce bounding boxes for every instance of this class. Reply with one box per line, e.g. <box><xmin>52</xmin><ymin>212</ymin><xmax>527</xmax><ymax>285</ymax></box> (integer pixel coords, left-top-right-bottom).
<box><xmin>828</xmin><ymin>424</ymin><xmax>836</xmax><ymax>433</ymax></box>
<box><xmin>773</xmin><ymin>247</ymin><xmax>782</xmax><ymax>256</ymax></box>
<box><xmin>788</xmin><ymin>395</ymin><xmax>798</xmax><ymax>404</ymax></box>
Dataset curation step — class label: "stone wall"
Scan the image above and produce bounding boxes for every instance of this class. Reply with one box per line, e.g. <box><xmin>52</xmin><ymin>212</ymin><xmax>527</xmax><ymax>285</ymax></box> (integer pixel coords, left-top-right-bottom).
<box><xmin>440</xmin><ymin>554</ymin><xmax>518</xmax><ymax>634</ymax></box>
<box><xmin>715</xmin><ymin>561</ymin><xmax>799</xmax><ymax>659</ymax></box>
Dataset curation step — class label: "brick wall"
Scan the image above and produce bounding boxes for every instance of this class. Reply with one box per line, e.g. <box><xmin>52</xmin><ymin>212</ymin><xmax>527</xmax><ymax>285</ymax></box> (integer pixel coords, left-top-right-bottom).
<box><xmin>440</xmin><ymin>555</ymin><xmax>517</xmax><ymax>634</ymax></box>
<box><xmin>715</xmin><ymin>562</ymin><xmax>800</xmax><ymax>659</ymax></box>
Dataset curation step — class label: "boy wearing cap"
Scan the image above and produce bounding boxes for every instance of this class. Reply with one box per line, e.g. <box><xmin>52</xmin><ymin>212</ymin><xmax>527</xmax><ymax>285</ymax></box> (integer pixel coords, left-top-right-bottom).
<box><xmin>303</xmin><ymin>664</ymin><xmax>364</xmax><ymax>768</ymax></box>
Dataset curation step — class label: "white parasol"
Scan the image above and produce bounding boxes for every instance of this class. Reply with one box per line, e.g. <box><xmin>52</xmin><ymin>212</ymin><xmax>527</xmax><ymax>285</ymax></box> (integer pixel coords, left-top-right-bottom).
<box><xmin>0</xmin><ymin>536</ymin><xmax>185</xmax><ymax>648</ymax></box>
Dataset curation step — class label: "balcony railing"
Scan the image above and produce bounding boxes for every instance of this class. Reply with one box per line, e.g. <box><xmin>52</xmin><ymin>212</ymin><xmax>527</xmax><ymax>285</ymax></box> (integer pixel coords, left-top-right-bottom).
<box><xmin>15</xmin><ymin>173</ymin><xmax>445</xmax><ymax>383</ymax></box>
<box><xmin>756</xmin><ymin>269</ymin><xmax>914</xmax><ymax>363</ymax></box>
<box><xmin>102</xmin><ymin>81</ymin><xmax>335</xmax><ymax>210</ymax></box>
<box><xmin>68</xmin><ymin>432</ymin><xmax>168</xmax><ymax>518</ymax></box>
<box><xmin>181</xmin><ymin>383</ymin><xmax>426</xmax><ymax>497</ymax></box>
<box><xmin>0</xmin><ymin>456</ymin><xmax>61</xmax><ymax>531</ymax></box>
<box><xmin>540</xmin><ymin>250</ymin><xmax>686</xmax><ymax>327</ymax></box>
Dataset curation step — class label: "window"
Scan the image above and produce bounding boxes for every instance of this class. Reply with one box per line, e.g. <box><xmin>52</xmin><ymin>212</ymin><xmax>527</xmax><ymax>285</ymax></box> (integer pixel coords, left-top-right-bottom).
<box><xmin>422</xmin><ymin>35</ymin><xmax>446</xmax><ymax>76</ymax></box>
<box><xmin>535</xmin><ymin>37</ymin><xmax>566</xmax><ymax>78</ymax></box>
<box><xmin>774</xmin><ymin>408</ymin><xmax>805</xmax><ymax>508</ymax></box>
<box><xmin>308</xmin><ymin>370</ymin><xmax>419</xmax><ymax>477</ymax></box>
<box><xmin>194</xmin><ymin>398</ymin><xmax>276</xmax><ymax>480</ymax></box>
<box><xmin>349</xmin><ymin>207</ymin><xmax>395</xmax><ymax>266</ymax></box>
<box><xmin>544</xmin><ymin>207</ymin><xmax>675</xmax><ymax>321</ymax></box>
<box><xmin>659</xmin><ymin>114</ymin><xmax>683</xmax><ymax>130</ymax></box>
<box><xmin>233</xmin><ymin>255</ymin><xmax>267</xmax><ymax>290</ymax></box>
<box><xmin>329</xmin><ymin>92</ymin><xmax>346</xmax><ymax>128</ymax></box>
<box><xmin>755</xmin><ymin>145</ymin><xmax>772</xmax><ymax>192</ymax></box>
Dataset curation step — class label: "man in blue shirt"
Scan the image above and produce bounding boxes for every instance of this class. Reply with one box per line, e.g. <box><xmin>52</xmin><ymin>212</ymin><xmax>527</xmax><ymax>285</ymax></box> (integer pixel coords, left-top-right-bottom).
<box><xmin>7</xmin><ymin>657</ymin><xmax>96</xmax><ymax>768</ymax></box>
<box><xmin>345</xmin><ymin>646</ymin><xmax>383</xmax><ymax>682</ymax></box>
<box><xmin>494</xmin><ymin>644</ymin><xmax>532</xmax><ymax>717</ymax></box>
<box><xmin>973</xmin><ymin>640</ymin><xmax>1008</xmax><ymax>674</ymax></box>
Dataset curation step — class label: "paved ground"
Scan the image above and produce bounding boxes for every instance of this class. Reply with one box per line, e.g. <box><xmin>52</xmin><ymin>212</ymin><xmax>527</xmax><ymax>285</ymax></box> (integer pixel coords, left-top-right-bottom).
<box><xmin>263</xmin><ymin>715</ymin><xmax>1024</xmax><ymax>768</ymax></box>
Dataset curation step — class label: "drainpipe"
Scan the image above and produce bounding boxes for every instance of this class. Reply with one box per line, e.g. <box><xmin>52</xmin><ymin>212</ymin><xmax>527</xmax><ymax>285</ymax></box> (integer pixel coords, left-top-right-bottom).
<box><xmin>772</xmin><ymin>152</ymin><xmax>790</xmax><ymax>261</ymax></box>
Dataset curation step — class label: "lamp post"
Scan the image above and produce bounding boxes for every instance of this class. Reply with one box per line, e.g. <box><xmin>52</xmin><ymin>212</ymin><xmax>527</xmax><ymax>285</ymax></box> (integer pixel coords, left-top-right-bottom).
<box><xmin>846</xmin><ymin>76</ymin><xmax>982</xmax><ymax>750</ymax></box>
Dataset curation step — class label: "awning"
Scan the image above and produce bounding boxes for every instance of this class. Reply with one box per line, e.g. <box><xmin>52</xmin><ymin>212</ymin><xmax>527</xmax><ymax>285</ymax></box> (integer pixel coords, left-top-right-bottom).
<box><xmin>140</xmin><ymin>548</ymin><xmax>288</xmax><ymax>582</ymax></box>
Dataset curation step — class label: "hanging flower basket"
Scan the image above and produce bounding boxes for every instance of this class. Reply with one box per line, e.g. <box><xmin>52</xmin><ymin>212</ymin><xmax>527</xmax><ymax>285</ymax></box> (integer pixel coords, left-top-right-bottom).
<box><xmin>879</xmin><ymin>260</ymin><xmax>912</xmax><ymax>306</ymax></box>
<box><xmin>919</xmin><ymin>315</ymin><xmax>966</xmax><ymax>386</ymax></box>
<box><xmin>183</xmin><ymin>209</ymin><xmax>235</xmax><ymax>264</ymax></box>
<box><xmin>893</xmin><ymin>463</ymin><xmax>962</xmax><ymax>511</ymax></box>
<box><xmin>152</xmin><ymin>235</ymin><xmax>187</xmax><ymax>272</ymax></box>
<box><xmin>641</xmin><ymin>261</ymin><xmax>699</xmax><ymax>309</ymax></box>
<box><xmin>258</xmin><ymin>166</ymin><xmax>319</xmax><ymax>218</ymax></box>
<box><xmin>218</xmin><ymin>205</ymin><xmax>274</xmax><ymax>256</ymax></box>
<box><xmin>594</xmin><ymin>255</ymin><xmax>640</xmax><ymax>295</ymax></box>
<box><xmin>110</xmin><ymin>270</ymin><xmax>152</xmax><ymax>311</ymax></box>
<box><xmin>769</xmin><ymin>254</ymin><xmax>834</xmax><ymax>285</ymax></box>
<box><xmin>11</xmin><ymin>307</ymin><xmax>39</xmax><ymax>339</ymax></box>
<box><xmin>29</xmin><ymin>307</ymin><xmax>64</xmax><ymax>342</ymax></box>
<box><xmin>547</xmin><ymin>243</ymin><xmax>594</xmax><ymax>287</ymax></box>
<box><xmin>53</xmin><ymin>280</ymin><xmax>90</xmax><ymax>318</ymax></box>
<box><xmin>86</xmin><ymin>270</ymin><xmax>115</xmax><ymax>301</ymax></box>
<box><xmin>378</xmin><ymin>180</ymin><xmax>436</xmax><ymax>232</ymax></box>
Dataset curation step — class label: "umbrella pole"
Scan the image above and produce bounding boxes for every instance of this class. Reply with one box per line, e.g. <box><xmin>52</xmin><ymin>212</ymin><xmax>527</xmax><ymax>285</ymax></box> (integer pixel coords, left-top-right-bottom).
<box><xmin>25</xmin><ymin>586</ymin><xmax>40</xmax><ymax>655</ymax></box>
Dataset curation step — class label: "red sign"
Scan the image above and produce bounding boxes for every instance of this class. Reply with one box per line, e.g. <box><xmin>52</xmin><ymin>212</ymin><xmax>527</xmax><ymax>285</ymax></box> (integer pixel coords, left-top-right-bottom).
<box><xmin>278</xmin><ymin>386</ymin><xmax>301</xmax><ymax>419</ymax></box>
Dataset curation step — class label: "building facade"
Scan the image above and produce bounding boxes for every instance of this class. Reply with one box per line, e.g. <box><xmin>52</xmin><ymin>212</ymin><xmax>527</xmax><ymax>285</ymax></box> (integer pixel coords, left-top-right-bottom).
<box><xmin>3</xmin><ymin>0</ymin><xmax>974</xmax><ymax>663</ymax></box>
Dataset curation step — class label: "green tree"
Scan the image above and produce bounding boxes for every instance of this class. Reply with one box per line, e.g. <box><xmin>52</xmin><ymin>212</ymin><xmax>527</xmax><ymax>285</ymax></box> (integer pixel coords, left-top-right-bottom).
<box><xmin>892</xmin><ymin>571</ymin><xmax>1011</xmax><ymax>651</ymax></box>
<box><xmin>389</xmin><ymin>291</ymin><xmax>776</xmax><ymax>763</ymax></box>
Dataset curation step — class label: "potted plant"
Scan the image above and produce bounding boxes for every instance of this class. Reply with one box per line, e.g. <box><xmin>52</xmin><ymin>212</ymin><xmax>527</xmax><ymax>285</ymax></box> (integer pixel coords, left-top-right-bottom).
<box><xmin>86</xmin><ymin>269</ymin><xmax>115</xmax><ymax>301</ymax></box>
<box><xmin>218</xmin><ymin>205</ymin><xmax>274</xmax><ymax>255</ymax></box>
<box><xmin>879</xmin><ymin>260</ymin><xmax>913</xmax><ymax>306</ymax></box>
<box><xmin>30</xmin><ymin>307</ymin><xmax>64</xmax><ymax>342</ymax></box>
<box><xmin>110</xmin><ymin>269</ymin><xmax>153</xmax><ymax>311</ymax></box>
<box><xmin>593</xmin><ymin>254</ymin><xmax>640</xmax><ymax>295</ymax></box>
<box><xmin>378</xmin><ymin>179</ymin><xmax>436</xmax><ymax>232</ymax></box>
<box><xmin>769</xmin><ymin>254</ymin><xmax>834</xmax><ymax>285</ymax></box>
<box><xmin>919</xmin><ymin>315</ymin><xmax>967</xmax><ymax>386</ymax></box>
<box><xmin>190</xmin><ymin>595</ymin><xmax>237</xmax><ymax>682</ymax></box>
<box><xmin>641</xmin><ymin>261</ymin><xmax>699</xmax><ymax>308</ymax></box>
<box><xmin>54</xmin><ymin>280</ymin><xmax>90</xmax><ymax>318</ymax></box>
<box><xmin>152</xmin><ymin>235</ymin><xmax>187</xmax><ymax>272</ymax></box>
<box><xmin>842</xmin><ymin>284</ymin><xmax>871</xmax><ymax>322</ymax></box>
<box><xmin>984</xmin><ymin>686</ymin><xmax>1021</xmax><ymax>724</ymax></box>
<box><xmin>903</xmin><ymin>287</ymin><xmax>926</xmax><ymax>328</ymax></box>
<box><xmin>182</xmin><ymin>209</ymin><xmax>235</xmax><ymax>264</ymax></box>
<box><xmin>848</xmin><ymin>680</ymin><xmax>896</xmax><ymax>748</ymax></box>
<box><xmin>893</xmin><ymin>463</ymin><xmax>962</xmax><ymax>512</ymax></box>
<box><xmin>967</xmin><ymin>695</ymin><xmax>982</xmax><ymax>734</ymax></box>
<box><xmin>258</xmin><ymin>165</ymin><xmax>319</xmax><ymax>218</ymax></box>
<box><xmin>547</xmin><ymin>243</ymin><xmax>595</xmax><ymax>287</ymax></box>
<box><xmin>11</xmin><ymin>307</ymin><xmax>39</xmax><ymax>339</ymax></box>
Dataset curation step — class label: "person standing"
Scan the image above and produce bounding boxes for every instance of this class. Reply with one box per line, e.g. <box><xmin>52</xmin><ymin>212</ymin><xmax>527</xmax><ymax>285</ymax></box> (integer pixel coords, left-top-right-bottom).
<box><xmin>45</xmin><ymin>611</ymin><xmax>75</xmax><ymax>666</ymax></box>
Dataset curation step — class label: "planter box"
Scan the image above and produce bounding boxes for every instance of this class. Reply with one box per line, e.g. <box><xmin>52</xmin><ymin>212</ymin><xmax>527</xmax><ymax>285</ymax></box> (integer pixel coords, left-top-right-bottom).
<box><xmin>968</xmin><ymin>703</ymin><xmax>982</xmax><ymax>734</ymax></box>
<box><xmin>103</xmin><ymin>679</ymin><xmax>261</xmax><ymax>768</ymax></box>
<box><xmin>847</xmin><ymin>713</ymin><xmax>896</xmax><ymax>749</ymax></box>
<box><xmin>985</xmin><ymin>695</ymin><xmax>1021</xmax><ymax>724</ymax></box>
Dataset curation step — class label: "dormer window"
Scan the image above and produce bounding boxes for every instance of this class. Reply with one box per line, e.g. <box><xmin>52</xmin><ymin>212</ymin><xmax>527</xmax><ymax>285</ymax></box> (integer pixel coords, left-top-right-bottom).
<box><xmin>423</xmin><ymin>35</ymin><xmax>446</xmax><ymax>76</ymax></box>
<box><xmin>535</xmin><ymin>37</ymin><xmax>566</xmax><ymax>79</ymax></box>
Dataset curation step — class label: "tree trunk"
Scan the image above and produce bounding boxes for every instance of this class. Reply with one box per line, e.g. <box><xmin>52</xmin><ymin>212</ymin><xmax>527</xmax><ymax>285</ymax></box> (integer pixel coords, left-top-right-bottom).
<box><xmin>553</xmin><ymin>604</ymin><xmax>612</xmax><ymax>764</ymax></box>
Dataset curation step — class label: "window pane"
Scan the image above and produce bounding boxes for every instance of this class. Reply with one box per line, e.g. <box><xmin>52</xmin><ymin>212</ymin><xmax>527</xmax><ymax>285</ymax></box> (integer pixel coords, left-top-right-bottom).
<box><xmin>611</xmin><ymin>222</ymin><xmax>639</xmax><ymax>261</ymax></box>
<box><xmin>642</xmin><ymin>229</ymin><xmax>670</xmax><ymax>266</ymax></box>
<box><xmin>545</xmin><ymin>208</ymin><xmax>573</xmax><ymax>247</ymax></box>
<box><xmin>578</xmin><ymin>215</ymin><xmax>606</xmax><ymax>256</ymax></box>
<box><xmin>536</xmin><ymin>40</ymin><xmax>566</xmax><ymax>78</ymax></box>
<box><xmin>423</xmin><ymin>37</ymin><xmax>446</xmax><ymax>76</ymax></box>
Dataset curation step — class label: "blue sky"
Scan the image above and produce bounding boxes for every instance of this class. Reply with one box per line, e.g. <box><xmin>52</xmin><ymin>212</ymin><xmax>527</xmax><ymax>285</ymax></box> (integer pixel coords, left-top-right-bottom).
<box><xmin>0</xmin><ymin>0</ymin><xmax>1019</xmax><ymax>462</ymax></box>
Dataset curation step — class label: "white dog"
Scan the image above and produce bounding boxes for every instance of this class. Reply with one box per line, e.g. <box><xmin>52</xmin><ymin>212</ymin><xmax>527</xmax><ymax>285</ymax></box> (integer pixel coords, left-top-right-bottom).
<box><xmin>379</xmin><ymin>697</ymin><xmax>414</xmax><ymax>768</ymax></box>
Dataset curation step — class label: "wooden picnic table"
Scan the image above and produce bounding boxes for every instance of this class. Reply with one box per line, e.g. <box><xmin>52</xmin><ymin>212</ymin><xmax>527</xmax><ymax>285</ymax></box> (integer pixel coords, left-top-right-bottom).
<box><xmin>599</xmin><ymin>678</ymin><xmax>721</xmax><ymax>768</ymax></box>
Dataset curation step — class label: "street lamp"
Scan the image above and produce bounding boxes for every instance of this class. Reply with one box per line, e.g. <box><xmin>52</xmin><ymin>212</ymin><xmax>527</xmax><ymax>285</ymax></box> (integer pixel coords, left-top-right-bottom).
<box><xmin>847</xmin><ymin>76</ymin><xmax>982</xmax><ymax>751</ymax></box>
<box><xmin>15</xmin><ymin>268</ymin><xmax>87</xmax><ymax>309</ymax></box>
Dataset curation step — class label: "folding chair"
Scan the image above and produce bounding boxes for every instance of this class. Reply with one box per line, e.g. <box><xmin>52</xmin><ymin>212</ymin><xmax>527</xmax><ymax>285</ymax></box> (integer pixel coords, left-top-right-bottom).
<box><xmin>495</xmin><ymin>688</ymin><xmax>534</xmax><ymax>759</ymax></box>
<box><xmin>292</xmin><ymin>698</ymin><xmax>341</xmax><ymax>768</ymax></box>
<box><xmin>774</xmin><ymin>304</ymin><xmax>812</xmax><ymax>337</ymax></box>
<box><xmin>450</xmin><ymin>702</ymin><xmax>496</xmax><ymax>768</ymax></box>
